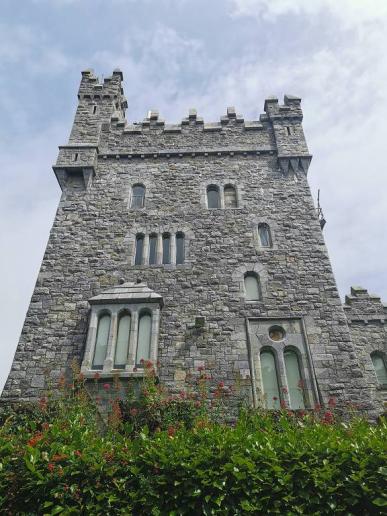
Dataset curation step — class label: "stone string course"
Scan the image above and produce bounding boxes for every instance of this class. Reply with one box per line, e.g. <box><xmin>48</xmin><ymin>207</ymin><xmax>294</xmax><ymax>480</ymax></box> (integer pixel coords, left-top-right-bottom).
<box><xmin>2</xmin><ymin>69</ymin><xmax>384</xmax><ymax>417</ymax></box>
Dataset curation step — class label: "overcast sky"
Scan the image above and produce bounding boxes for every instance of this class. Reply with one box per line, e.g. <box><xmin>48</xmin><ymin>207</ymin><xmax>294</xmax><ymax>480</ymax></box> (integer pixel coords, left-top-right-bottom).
<box><xmin>1</xmin><ymin>0</ymin><xmax>386</xmax><ymax>391</ymax></box>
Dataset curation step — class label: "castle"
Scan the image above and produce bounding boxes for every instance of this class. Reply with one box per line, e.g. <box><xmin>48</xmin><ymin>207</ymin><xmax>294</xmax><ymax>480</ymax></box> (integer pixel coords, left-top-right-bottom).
<box><xmin>2</xmin><ymin>69</ymin><xmax>386</xmax><ymax>416</ymax></box>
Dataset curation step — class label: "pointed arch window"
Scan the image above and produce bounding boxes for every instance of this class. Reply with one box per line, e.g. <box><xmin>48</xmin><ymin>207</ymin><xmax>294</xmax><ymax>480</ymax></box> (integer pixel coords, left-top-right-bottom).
<box><xmin>92</xmin><ymin>314</ymin><xmax>110</xmax><ymax>369</ymax></box>
<box><xmin>136</xmin><ymin>312</ymin><xmax>152</xmax><ymax>366</ymax></box>
<box><xmin>176</xmin><ymin>232</ymin><xmax>185</xmax><ymax>265</ymax></box>
<box><xmin>207</xmin><ymin>185</ymin><xmax>220</xmax><ymax>209</ymax></box>
<box><xmin>114</xmin><ymin>313</ymin><xmax>131</xmax><ymax>369</ymax></box>
<box><xmin>149</xmin><ymin>234</ymin><xmax>157</xmax><ymax>265</ymax></box>
<box><xmin>131</xmin><ymin>184</ymin><xmax>145</xmax><ymax>208</ymax></box>
<box><xmin>260</xmin><ymin>350</ymin><xmax>280</xmax><ymax>409</ymax></box>
<box><xmin>162</xmin><ymin>233</ymin><xmax>171</xmax><ymax>264</ymax></box>
<box><xmin>135</xmin><ymin>234</ymin><xmax>144</xmax><ymax>265</ymax></box>
<box><xmin>224</xmin><ymin>185</ymin><xmax>237</xmax><ymax>208</ymax></box>
<box><xmin>371</xmin><ymin>352</ymin><xmax>387</xmax><ymax>385</ymax></box>
<box><xmin>258</xmin><ymin>223</ymin><xmax>272</xmax><ymax>248</ymax></box>
<box><xmin>284</xmin><ymin>349</ymin><xmax>305</xmax><ymax>409</ymax></box>
<box><xmin>244</xmin><ymin>273</ymin><xmax>261</xmax><ymax>301</ymax></box>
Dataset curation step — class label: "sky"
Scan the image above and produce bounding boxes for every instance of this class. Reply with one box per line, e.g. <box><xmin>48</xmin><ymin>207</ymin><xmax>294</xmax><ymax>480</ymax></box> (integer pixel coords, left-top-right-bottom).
<box><xmin>1</xmin><ymin>0</ymin><xmax>386</xmax><ymax>391</ymax></box>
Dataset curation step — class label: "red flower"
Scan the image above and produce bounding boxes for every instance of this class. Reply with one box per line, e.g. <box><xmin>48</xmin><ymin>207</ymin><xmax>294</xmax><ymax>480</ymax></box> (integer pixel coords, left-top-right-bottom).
<box><xmin>272</xmin><ymin>396</ymin><xmax>278</xmax><ymax>401</ymax></box>
<box><xmin>218</xmin><ymin>381</ymin><xmax>225</xmax><ymax>388</ymax></box>
<box><xmin>281</xmin><ymin>387</ymin><xmax>288</xmax><ymax>394</ymax></box>
<box><xmin>322</xmin><ymin>410</ymin><xmax>334</xmax><ymax>424</ymax></box>
<box><xmin>195</xmin><ymin>401</ymin><xmax>201</xmax><ymax>408</ymax></box>
<box><xmin>42</xmin><ymin>422</ymin><xmax>50</xmax><ymax>431</ymax></box>
<box><xmin>103</xmin><ymin>383</ymin><xmax>110</xmax><ymax>391</ymax></box>
<box><xmin>314</xmin><ymin>403</ymin><xmax>322</xmax><ymax>412</ymax></box>
<box><xmin>167</xmin><ymin>426</ymin><xmax>176</xmax><ymax>437</ymax></box>
<box><xmin>52</xmin><ymin>454</ymin><xmax>68</xmax><ymax>462</ymax></box>
<box><xmin>197</xmin><ymin>366</ymin><xmax>204</xmax><ymax>372</ymax></box>
<box><xmin>74</xmin><ymin>450</ymin><xmax>82</xmax><ymax>457</ymax></box>
<box><xmin>140</xmin><ymin>358</ymin><xmax>145</xmax><ymax>364</ymax></box>
<box><xmin>280</xmin><ymin>399</ymin><xmax>287</xmax><ymax>409</ymax></box>
<box><xmin>328</xmin><ymin>397</ymin><xmax>336</xmax><ymax>408</ymax></box>
<box><xmin>27</xmin><ymin>432</ymin><xmax>43</xmax><ymax>447</ymax></box>
<box><xmin>93</xmin><ymin>372</ymin><xmax>101</xmax><ymax>380</ymax></box>
<box><xmin>39</xmin><ymin>397</ymin><xmax>48</xmax><ymax>411</ymax></box>
<box><xmin>47</xmin><ymin>463</ymin><xmax>55</xmax><ymax>473</ymax></box>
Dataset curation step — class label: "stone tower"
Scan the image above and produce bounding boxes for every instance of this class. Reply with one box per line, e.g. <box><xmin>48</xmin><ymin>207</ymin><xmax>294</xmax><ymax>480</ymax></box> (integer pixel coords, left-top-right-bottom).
<box><xmin>2</xmin><ymin>69</ymin><xmax>383</xmax><ymax>416</ymax></box>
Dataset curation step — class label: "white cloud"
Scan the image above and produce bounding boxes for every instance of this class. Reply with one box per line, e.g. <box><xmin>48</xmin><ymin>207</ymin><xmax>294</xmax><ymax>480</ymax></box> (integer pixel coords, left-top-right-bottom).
<box><xmin>231</xmin><ymin>0</ymin><xmax>387</xmax><ymax>27</ymax></box>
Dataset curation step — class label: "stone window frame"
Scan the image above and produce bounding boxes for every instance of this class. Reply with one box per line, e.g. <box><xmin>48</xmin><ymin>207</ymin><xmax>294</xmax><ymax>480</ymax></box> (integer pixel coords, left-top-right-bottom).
<box><xmin>130</xmin><ymin>183</ymin><xmax>146</xmax><ymax>209</ymax></box>
<box><xmin>126</xmin><ymin>226</ymin><xmax>194</xmax><ymax>268</ymax></box>
<box><xmin>81</xmin><ymin>302</ymin><xmax>161</xmax><ymax>378</ymax></box>
<box><xmin>249</xmin><ymin>216</ymin><xmax>278</xmax><ymax>251</ymax></box>
<box><xmin>127</xmin><ymin>177</ymin><xmax>154</xmax><ymax>211</ymax></box>
<box><xmin>202</xmin><ymin>180</ymin><xmax>242</xmax><ymax>210</ymax></box>
<box><xmin>233</xmin><ymin>263</ymin><xmax>268</xmax><ymax>303</ymax></box>
<box><xmin>370</xmin><ymin>350</ymin><xmax>387</xmax><ymax>389</ymax></box>
<box><xmin>246</xmin><ymin>317</ymin><xmax>319</xmax><ymax>410</ymax></box>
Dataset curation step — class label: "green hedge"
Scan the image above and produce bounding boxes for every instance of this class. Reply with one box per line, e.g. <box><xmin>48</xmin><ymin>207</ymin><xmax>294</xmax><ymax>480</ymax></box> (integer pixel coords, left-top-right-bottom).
<box><xmin>1</xmin><ymin>400</ymin><xmax>386</xmax><ymax>515</ymax></box>
<box><xmin>0</xmin><ymin>368</ymin><xmax>386</xmax><ymax>515</ymax></box>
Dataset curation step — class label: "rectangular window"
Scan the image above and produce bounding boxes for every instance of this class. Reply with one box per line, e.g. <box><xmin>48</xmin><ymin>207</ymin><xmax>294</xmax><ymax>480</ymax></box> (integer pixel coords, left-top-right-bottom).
<box><xmin>162</xmin><ymin>234</ymin><xmax>171</xmax><ymax>264</ymax></box>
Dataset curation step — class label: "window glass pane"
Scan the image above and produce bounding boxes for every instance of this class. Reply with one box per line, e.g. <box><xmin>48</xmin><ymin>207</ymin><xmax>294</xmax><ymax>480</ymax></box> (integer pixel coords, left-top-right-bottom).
<box><xmin>259</xmin><ymin>224</ymin><xmax>271</xmax><ymax>247</ymax></box>
<box><xmin>93</xmin><ymin>314</ymin><xmax>110</xmax><ymax>369</ymax></box>
<box><xmin>115</xmin><ymin>314</ymin><xmax>131</xmax><ymax>368</ymax></box>
<box><xmin>224</xmin><ymin>186</ymin><xmax>237</xmax><ymax>208</ymax></box>
<box><xmin>149</xmin><ymin>235</ymin><xmax>157</xmax><ymax>265</ymax></box>
<box><xmin>136</xmin><ymin>313</ymin><xmax>151</xmax><ymax>365</ymax></box>
<box><xmin>135</xmin><ymin>235</ymin><xmax>144</xmax><ymax>265</ymax></box>
<box><xmin>207</xmin><ymin>186</ymin><xmax>220</xmax><ymax>209</ymax></box>
<box><xmin>162</xmin><ymin>234</ymin><xmax>170</xmax><ymax>264</ymax></box>
<box><xmin>371</xmin><ymin>355</ymin><xmax>387</xmax><ymax>384</ymax></box>
<box><xmin>244</xmin><ymin>274</ymin><xmax>260</xmax><ymax>300</ymax></box>
<box><xmin>260</xmin><ymin>351</ymin><xmax>280</xmax><ymax>409</ymax></box>
<box><xmin>176</xmin><ymin>233</ymin><xmax>185</xmax><ymax>264</ymax></box>
<box><xmin>132</xmin><ymin>185</ymin><xmax>145</xmax><ymax>208</ymax></box>
<box><xmin>284</xmin><ymin>350</ymin><xmax>305</xmax><ymax>409</ymax></box>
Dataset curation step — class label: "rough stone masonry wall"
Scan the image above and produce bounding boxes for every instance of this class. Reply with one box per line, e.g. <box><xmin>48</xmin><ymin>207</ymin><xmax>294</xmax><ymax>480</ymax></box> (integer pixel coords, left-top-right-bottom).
<box><xmin>344</xmin><ymin>287</ymin><xmax>387</xmax><ymax>411</ymax></box>
<box><xmin>1</xmin><ymin>69</ymin><xmax>378</xmax><ymax>417</ymax></box>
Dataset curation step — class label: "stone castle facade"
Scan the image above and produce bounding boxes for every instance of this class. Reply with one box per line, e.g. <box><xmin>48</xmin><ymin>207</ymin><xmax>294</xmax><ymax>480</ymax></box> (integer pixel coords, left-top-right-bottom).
<box><xmin>2</xmin><ymin>69</ymin><xmax>386</xmax><ymax>416</ymax></box>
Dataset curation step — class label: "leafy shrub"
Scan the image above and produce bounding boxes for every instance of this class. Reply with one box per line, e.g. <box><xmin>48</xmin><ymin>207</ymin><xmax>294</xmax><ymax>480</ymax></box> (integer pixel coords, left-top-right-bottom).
<box><xmin>0</xmin><ymin>368</ymin><xmax>386</xmax><ymax>515</ymax></box>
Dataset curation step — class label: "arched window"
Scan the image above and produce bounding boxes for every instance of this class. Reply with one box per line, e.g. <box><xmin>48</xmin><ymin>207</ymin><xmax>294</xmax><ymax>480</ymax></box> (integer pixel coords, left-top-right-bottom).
<box><xmin>244</xmin><ymin>273</ymin><xmax>261</xmax><ymax>301</ymax></box>
<box><xmin>92</xmin><ymin>314</ymin><xmax>110</xmax><ymax>369</ymax></box>
<box><xmin>131</xmin><ymin>184</ymin><xmax>145</xmax><ymax>208</ymax></box>
<box><xmin>284</xmin><ymin>349</ymin><xmax>305</xmax><ymax>409</ymax></box>
<box><xmin>135</xmin><ymin>234</ymin><xmax>144</xmax><ymax>265</ymax></box>
<box><xmin>258</xmin><ymin>223</ymin><xmax>272</xmax><ymax>248</ymax></box>
<box><xmin>207</xmin><ymin>185</ymin><xmax>220</xmax><ymax>209</ymax></box>
<box><xmin>176</xmin><ymin>232</ymin><xmax>185</xmax><ymax>265</ymax></box>
<box><xmin>114</xmin><ymin>313</ymin><xmax>131</xmax><ymax>369</ymax></box>
<box><xmin>136</xmin><ymin>312</ymin><xmax>152</xmax><ymax>366</ymax></box>
<box><xmin>162</xmin><ymin>233</ymin><xmax>171</xmax><ymax>264</ymax></box>
<box><xmin>371</xmin><ymin>353</ymin><xmax>387</xmax><ymax>385</ymax></box>
<box><xmin>260</xmin><ymin>350</ymin><xmax>280</xmax><ymax>409</ymax></box>
<box><xmin>224</xmin><ymin>185</ymin><xmax>237</xmax><ymax>208</ymax></box>
<box><xmin>149</xmin><ymin>234</ymin><xmax>157</xmax><ymax>265</ymax></box>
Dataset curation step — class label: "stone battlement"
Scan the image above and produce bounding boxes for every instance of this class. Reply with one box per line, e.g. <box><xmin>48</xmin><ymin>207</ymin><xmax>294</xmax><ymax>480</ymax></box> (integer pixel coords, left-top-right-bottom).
<box><xmin>344</xmin><ymin>286</ymin><xmax>387</xmax><ymax>323</ymax></box>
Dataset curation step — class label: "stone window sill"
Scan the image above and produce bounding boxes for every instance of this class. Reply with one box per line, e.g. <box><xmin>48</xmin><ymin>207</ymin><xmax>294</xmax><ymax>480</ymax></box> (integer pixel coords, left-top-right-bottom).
<box><xmin>82</xmin><ymin>369</ymin><xmax>149</xmax><ymax>380</ymax></box>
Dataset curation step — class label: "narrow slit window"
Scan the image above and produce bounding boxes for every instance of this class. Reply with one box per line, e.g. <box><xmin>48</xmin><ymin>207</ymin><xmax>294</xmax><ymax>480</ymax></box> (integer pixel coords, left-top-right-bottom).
<box><xmin>244</xmin><ymin>273</ymin><xmax>261</xmax><ymax>301</ymax></box>
<box><xmin>260</xmin><ymin>350</ymin><xmax>280</xmax><ymax>409</ymax></box>
<box><xmin>176</xmin><ymin>232</ymin><xmax>185</xmax><ymax>265</ymax></box>
<box><xmin>224</xmin><ymin>185</ymin><xmax>237</xmax><ymax>208</ymax></box>
<box><xmin>162</xmin><ymin>233</ymin><xmax>171</xmax><ymax>264</ymax></box>
<box><xmin>149</xmin><ymin>234</ymin><xmax>157</xmax><ymax>265</ymax></box>
<box><xmin>371</xmin><ymin>353</ymin><xmax>387</xmax><ymax>385</ymax></box>
<box><xmin>136</xmin><ymin>313</ymin><xmax>151</xmax><ymax>366</ymax></box>
<box><xmin>92</xmin><ymin>105</ymin><xmax>97</xmax><ymax>114</ymax></box>
<box><xmin>286</xmin><ymin>126</ymin><xmax>291</xmax><ymax>135</ymax></box>
<box><xmin>92</xmin><ymin>314</ymin><xmax>110</xmax><ymax>369</ymax></box>
<box><xmin>131</xmin><ymin>184</ymin><xmax>145</xmax><ymax>208</ymax></box>
<box><xmin>73</xmin><ymin>153</ymin><xmax>79</xmax><ymax>162</ymax></box>
<box><xmin>135</xmin><ymin>234</ymin><xmax>144</xmax><ymax>265</ymax></box>
<box><xmin>114</xmin><ymin>313</ymin><xmax>131</xmax><ymax>369</ymax></box>
<box><xmin>207</xmin><ymin>185</ymin><xmax>220</xmax><ymax>209</ymax></box>
<box><xmin>258</xmin><ymin>223</ymin><xmax>272</xmax><ymax>248</ymax></box>
<box><xmin>284</xmin><ymin>350</ymin><xmax>305</xmax><ymax>409</ymax></box>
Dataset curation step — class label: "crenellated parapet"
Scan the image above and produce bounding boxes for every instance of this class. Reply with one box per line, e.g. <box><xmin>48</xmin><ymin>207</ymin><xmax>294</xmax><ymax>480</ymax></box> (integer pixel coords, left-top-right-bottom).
<box><xmin>343</xmin><ymin>286</ymin><xmax>387</xmax><ymax>324</ymax></box>
<box><xmin>53</xmin><ymin>70</ymin><xmax>314</xmax><ymax>191</ymax></box>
